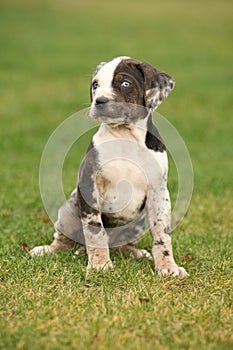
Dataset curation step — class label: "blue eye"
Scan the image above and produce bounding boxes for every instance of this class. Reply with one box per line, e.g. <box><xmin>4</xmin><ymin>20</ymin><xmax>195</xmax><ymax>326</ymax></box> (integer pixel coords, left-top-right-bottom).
<box><xmin>121</xmin><ymin>80</ymin><xmax>131</xmax><ymax>87</ymax></box>
<box><xmin>92</xmin><ymin>81</ymin><xmax>99</xmax><ymax>90</ymax></box>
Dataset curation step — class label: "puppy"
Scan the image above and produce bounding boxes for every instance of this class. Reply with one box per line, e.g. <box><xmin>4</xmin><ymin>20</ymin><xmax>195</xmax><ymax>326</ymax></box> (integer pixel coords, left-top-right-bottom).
<box><xmin>30</xmin><ymin>56</ymin><xmax>188</xmax><ymax>278</ymax></box>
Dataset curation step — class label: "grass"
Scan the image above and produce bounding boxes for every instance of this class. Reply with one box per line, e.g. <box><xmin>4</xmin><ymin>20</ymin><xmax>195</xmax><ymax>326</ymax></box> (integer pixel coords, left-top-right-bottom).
<box><xmin>0</xmin><ymin>0</ymin><xmax>232</xmax><ymax>349</ymax></box>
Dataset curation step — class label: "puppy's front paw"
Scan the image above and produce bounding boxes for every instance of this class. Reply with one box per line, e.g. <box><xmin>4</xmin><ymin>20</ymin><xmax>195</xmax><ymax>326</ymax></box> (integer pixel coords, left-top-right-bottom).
<box><xmin>86</xmin><ymin>247</ymin><xmax>113</xmax><ymax>272</ymax></box>
<box><xmin>87</xmin><ymin>259</ymin><xmax>113</xmax><ymax>272</ymax></box>
<box><xmin>29</xmin><ymin>245</ymin><xmax>55</xmax><ymax>257</ymax></box>
<box><xmin>157</xmin><ymin>265</ymin><xmax>189</xmax><ymax>278</ymax></box>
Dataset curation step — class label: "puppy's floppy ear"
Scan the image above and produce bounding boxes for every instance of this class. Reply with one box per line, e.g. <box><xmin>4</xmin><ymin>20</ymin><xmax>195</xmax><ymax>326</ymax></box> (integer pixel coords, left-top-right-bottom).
<box><xmin>138</xmin><ymin>62</ymin><xmax>175</xmax><ymax>110</ymax></box>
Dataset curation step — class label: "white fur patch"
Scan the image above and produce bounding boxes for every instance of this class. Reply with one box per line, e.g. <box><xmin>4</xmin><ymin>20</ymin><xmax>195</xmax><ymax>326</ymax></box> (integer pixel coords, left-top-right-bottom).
<box><xmin>92</xmin><ymin>56</ymin><xmax>130</xmax><ymax>102</ymax></box>
<box><xmin>92</xmin><ymin>124</ymin><xmax>168</xmax><ymax>219</ymax></box>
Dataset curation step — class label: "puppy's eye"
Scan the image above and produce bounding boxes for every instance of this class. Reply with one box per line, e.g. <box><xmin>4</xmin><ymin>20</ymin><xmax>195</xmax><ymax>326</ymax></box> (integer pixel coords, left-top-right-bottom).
<box><xmin>92</xmin><ymin>81</ymin><xmax>99</xmax><ymax>90</ymax></box>
<box><xmin>121</xmin><ymin>80</ymin><xmax>131</xmax><ymax>88</ymax></box>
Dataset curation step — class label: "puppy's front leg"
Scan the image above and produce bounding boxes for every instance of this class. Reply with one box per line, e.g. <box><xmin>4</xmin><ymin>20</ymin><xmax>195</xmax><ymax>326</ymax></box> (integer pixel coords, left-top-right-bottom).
<box><xmin>77</xmin><ymin>153</ymin><xmax>113</xmax><ymax>271</ymax></box>
<box><xmin>82</xmin><ymin>216</ymin><xmax>113</xmax><ymax>271</ymax></box>
<box><xmin>146</xmin><ymin>185</ymin><xmax>189</xmax><ymax>278</ymax></box>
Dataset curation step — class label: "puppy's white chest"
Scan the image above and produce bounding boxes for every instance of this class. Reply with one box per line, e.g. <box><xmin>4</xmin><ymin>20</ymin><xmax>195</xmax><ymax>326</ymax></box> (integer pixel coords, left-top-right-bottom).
<box><xmin>93</xmin><ymin>124</ymin><xmax>168</xmax><ymax>218</ymax></box>
<box><xmin>96</xmin><ymin>158</ymin><xmax>147</xmax><ymax>218</ymax></box>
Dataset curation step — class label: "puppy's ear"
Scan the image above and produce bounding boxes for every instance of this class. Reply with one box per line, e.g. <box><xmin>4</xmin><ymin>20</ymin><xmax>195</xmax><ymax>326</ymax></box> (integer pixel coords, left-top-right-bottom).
<box><xmin>138</xmin><ymin>62</ymin><xmax>175</xmax><ymax>110</ymax></box>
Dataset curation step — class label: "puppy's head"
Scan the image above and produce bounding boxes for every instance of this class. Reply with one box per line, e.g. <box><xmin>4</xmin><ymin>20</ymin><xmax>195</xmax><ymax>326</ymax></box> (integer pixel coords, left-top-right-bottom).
<box><xmin>90</xmin><ymin>56</ymin><xmax>175</xmax><ymax>124</ymax></box>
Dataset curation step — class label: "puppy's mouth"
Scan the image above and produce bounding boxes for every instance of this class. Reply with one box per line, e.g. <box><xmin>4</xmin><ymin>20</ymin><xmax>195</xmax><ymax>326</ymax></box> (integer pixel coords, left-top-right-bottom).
<box><xmin>89</xmin><ymin>101</ymin><xmax>148</xmax><ymax>124</ymax></box>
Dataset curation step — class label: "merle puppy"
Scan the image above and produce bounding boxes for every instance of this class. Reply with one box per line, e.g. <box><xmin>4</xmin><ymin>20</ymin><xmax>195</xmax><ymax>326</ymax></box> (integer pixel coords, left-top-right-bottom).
<box><xmin>30</xmin><ymin>56</ymin><xmax>188</xmax><ymax>278</ymax></box>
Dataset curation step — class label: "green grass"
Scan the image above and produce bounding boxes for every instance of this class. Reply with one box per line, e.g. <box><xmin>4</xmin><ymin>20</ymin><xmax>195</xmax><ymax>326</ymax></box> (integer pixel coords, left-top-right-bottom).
<box><xmin>0</xmin><ymin>0</ymin><xmax>232</xmax><ymax>349</ymax></box>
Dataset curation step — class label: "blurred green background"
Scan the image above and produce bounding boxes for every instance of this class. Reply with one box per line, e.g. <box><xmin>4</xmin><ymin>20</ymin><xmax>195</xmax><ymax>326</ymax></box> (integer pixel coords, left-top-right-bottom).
<box><xmin>0</xmin><ymin>1</ymin><xmax>232</xmax><ymax>349</ymax></box>
<box><xmin>0</xmin><ymin>0</ymin><xmax>233</xmax><ymax>205</ymax></box>
<box><xmin>0</xmin><ymin>0</ymin><xmax>232</xmax><ymax>205</ymax></box>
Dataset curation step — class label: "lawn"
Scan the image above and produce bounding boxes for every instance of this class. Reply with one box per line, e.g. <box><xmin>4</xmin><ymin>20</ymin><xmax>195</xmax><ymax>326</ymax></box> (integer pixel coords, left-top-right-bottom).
<box><xmin>0</xmin><ymin>0</ymin><xmax>232</xmax><ymax>349</ymax></box>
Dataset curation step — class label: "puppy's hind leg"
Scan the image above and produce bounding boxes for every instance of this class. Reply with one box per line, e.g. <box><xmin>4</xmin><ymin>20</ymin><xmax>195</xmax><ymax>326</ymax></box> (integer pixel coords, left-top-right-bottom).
<box><xmin>30</xmin><ymin>231</ymin><xmax>76</xmax><ymax>257</ymax></box>
<box><xmin>30</xmin><ymin>188</ymin><xmax>82</xmax><ymax>257</ymax></box>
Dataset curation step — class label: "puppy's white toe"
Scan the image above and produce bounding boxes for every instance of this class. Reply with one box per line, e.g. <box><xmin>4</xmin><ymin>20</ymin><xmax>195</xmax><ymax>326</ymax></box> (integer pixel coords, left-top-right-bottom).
<box><xmin>157</xmin><ymin>266</ymin><xmax>189</xmax><ymax>278</ymax></box>
<box><xmin>134</xmin><ymin>249</ymin><xmax>152</xmax><ymax>260</ymax></box>
<box><xmin>141</xmin><ymin>249</ymin><xmax>153</xmax><ymax>260</ymax></box>
<box><xmin>29</xmin><ymin>245</ymin><xmax>54</xmax><ymax>257</ymax></box>
<box><xmin>87</xmin><ymin>259</ymin><xmax>113</xmax><ymax>272</ymax></box>
<box><xmin>158</xmin><ymin>269</ymin><xmax>168</xmax><ymax>276</ymax></box>
<box><xmin>176</xmin><ymin>266</ymin><xmax>189</xmax><ymax>278</ymax></box>
<box><xmin>74</xmin><ymin>246</ymin><xmax>86</xmax><ymax>256</ymax></box>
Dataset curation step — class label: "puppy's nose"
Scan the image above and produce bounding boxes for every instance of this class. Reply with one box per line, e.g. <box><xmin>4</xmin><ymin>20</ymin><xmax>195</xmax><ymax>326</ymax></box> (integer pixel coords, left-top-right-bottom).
<box><xmin>95</xmin><ymin>96</ymin><xmax>109</xmax><ymax>105</ymax></box>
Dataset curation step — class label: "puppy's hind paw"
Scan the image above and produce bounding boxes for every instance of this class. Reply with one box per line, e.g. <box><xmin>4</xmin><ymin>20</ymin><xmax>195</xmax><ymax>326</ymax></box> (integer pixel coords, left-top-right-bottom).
<box><xmin>29</xmin><ymin>245</ymin><xmax>55</xmax><ymax>257</ymax></box>
<box><xmin>74</xmin><ymin>246</ymin><xmax>86</xmax><ymax>256</ymax></box>
<box><xmin>133</xmin><ymin>248</ymin><xmax>153</xmax><ymax>260</ymax></box>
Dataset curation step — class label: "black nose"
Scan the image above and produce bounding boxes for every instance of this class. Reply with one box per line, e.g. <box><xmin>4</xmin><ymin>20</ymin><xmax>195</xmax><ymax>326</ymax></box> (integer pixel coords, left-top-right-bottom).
<box><xmin>95</xmin><ymin>96</ymin><xmax>109</xmax><ymax>105</ymax></box>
